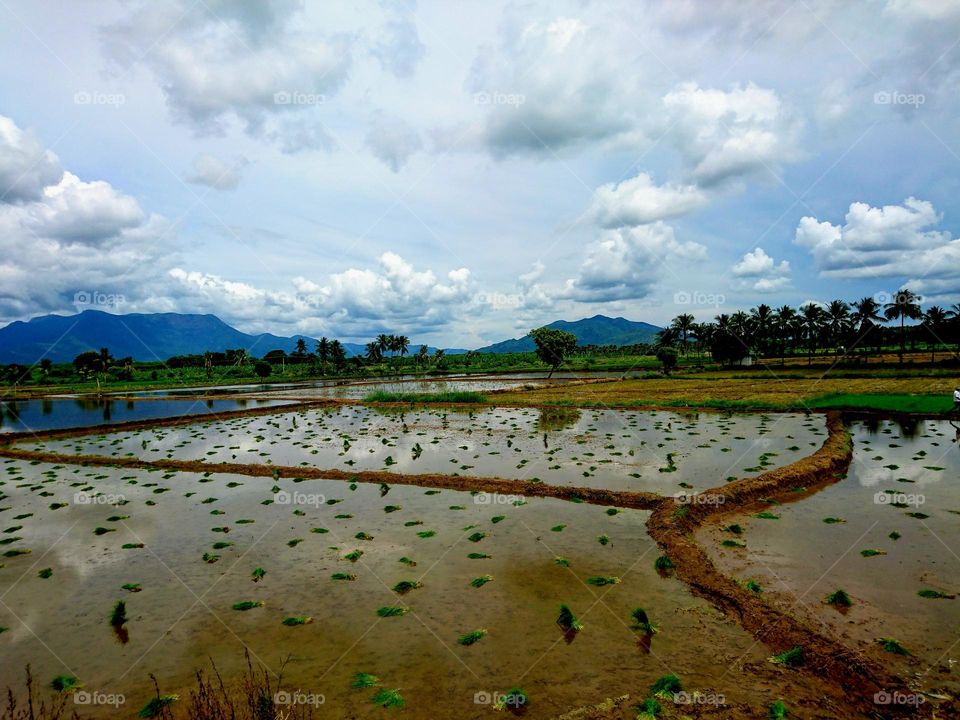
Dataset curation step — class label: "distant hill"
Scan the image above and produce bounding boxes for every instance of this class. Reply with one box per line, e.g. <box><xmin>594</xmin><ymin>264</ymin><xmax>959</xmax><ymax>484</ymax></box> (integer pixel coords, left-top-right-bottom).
<box><xmin>477</xmin><ymin>315</ymin><xmax>661</xmax><ymax>353</ymax></box>
<box><xmin>0</xmin><ymin>310</ymin><xmax>460</xmax><ymax>364</ymax></box>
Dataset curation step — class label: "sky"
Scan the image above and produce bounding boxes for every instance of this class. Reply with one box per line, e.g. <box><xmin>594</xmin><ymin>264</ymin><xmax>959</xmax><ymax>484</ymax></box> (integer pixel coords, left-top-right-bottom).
<box><xmin>0</xmin><ymin>0</ymin><xmax>958</xmax><ymax>349</ymax></box>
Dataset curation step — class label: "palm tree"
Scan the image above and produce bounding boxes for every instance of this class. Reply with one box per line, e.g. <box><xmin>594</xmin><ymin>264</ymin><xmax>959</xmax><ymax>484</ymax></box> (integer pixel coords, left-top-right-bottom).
<box><xmin>923</xmin><ymin>306</ymin><xmax>947</xmax><ymax>362</ymax></box>
<box><xmin>884</xmin><ymin>289</ymin><xmax>922</xmax><ymax>365</ymax></box>
<box><xmin>433</xmin><ymin>349</ymin><xmax>445</xmax><ymax>367</ymax></box>
<box><xmin>316</xmin><ymin>337</ymin><xmax>330</xmax><ymax>374</ymax></box>
<box><xmin>329</xmin><ymin>340</ymin><xmax>347</xmax><ymax>372</ymax></box>
<box><xmin>945</xmin><ymin>303</ymin><xmax>960</xmax><ymax>359</ymax></box>
<box><xmin>800</xmin><ymin>303</ymin><xmax>827</xmax><ymax>364</ymax></box>
<box><xmin>826</xmin><ymin>300</ymin><xmax>851</xmax><ymax>357</ymax></box>
<box><xmin>365</xmin><ymin>341</ymin><xmax>382</xmax><ymax>363</ymax></box>
<box><xmin>670</xmin><ymin>313</ymin><xmax>695</xmax><ymax>355</ymax></box>
<box><xmin>394</xmin><ymin>335</ymin><xmax>410</xmax><ymax>359</ymax></box>
<box><xmin>851</xmin><ymin>296</ymin><xmax>882</xmax><ymax>362</ymax></box>
<box><xmin>376</xmin><ymin>334</ymin><xmax>392</xmax><ymax>357</ymax></box>
<box><xmin>749</xmin><ymin>304</ymin><xmax>773</xmax><ymax>357</ymax></box>
<box><xmin>773</xmin><ymin>305</ymin><xmax>797</xmax><ymax>364</ymax></box>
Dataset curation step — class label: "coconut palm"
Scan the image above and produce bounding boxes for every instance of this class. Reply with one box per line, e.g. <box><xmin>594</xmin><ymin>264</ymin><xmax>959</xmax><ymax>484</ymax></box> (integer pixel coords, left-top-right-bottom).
<box><xmin>670</xmin><ymin>313</ymin><xmax>695</xmax><ymax>355</ymax></box>
<box><xmin>851</xmin><ymin>296</ymin><xmax>882</xmax><ymax>362</ymax></box>
<box><xmin>923</xmin><ymin>306</ymin><xmax>947</xmax><ymax>362</ymax></box>
<box><xmin>826</xmin><ymin>300</ymin><xmax>851</xmax><ymax>357</ymax></box>
<box><xmin>800</xmin><ymin>303</ymin><xmax>827</xmax><ymax>364</ymax></box>
<box><xmin>749</xmin><ymin>304</ymin><xmax>773</xmax><ymax>357</ymax></box>
<box><xmin>884</xmin><ymin>289</ymin><xmax>922</xmax><ymax>365</ymax></box>
<box><xmin>945</xmin><ymin>303</ymin><xmax>960</xmax><ymax>359</ymax></box>
<box><xmin>773</xmin><ymin>305</ymin><xmax>797</xmax><ymax>364</ymax></box>
<box><xmin>376</xmin><ymin>334</ymin><xmax>392</xmax><ymax>357</ymax></box>
<box><xmin>365</xmin><ymin>341</ymin><xmax>382</xmax><ymax>363</ymax></box>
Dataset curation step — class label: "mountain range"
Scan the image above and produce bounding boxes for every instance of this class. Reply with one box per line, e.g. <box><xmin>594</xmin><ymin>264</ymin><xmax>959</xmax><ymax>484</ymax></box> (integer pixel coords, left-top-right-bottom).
<box><xmin>0</xmin><ymin>311</ymin><xmax>660</xmax><ymax>364</ymax></box>
<box><xmin>476</xmin><ymin>315</ymin><xmax>661</xmax><ymax>353</ymax></box>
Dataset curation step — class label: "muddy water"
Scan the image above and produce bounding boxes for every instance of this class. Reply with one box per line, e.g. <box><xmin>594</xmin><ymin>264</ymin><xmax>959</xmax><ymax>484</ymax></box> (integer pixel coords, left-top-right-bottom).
<box><xmin>0</xmin><ymin>459</ymin><xmax>849</xmax><ymax>719</ymax></box>
<box><xmin>236</xmin><ymin>377</ymin><xmax>561</xmax><ymax>400</ymax></box>
<box><xmin>0</xmin><ymin>397</ymin><xmax>291</xmax><ymax>433</ymax></box>
<box><xmin>20</xmin><ymin>407</ymin><xmax>825</xmax><ymax>496</ymax></box>
<box><xmin>699</xmin><ymin>417</ymin><xmax>960</xmax><ymax>697</ymax></box>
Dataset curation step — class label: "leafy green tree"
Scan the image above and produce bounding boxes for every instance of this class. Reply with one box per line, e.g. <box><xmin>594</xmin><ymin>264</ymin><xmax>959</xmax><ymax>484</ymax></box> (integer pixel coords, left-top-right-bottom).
<box><xmin>254</xmin><ymin>361</ymin><xmax>272</xmax><ymax>379</ymax></box>
<box><xmin>365</xmin><ymin>341</ymin><xmax>382</xmax><ymax>363</ymax></box>
<box><xmin>316</xmin><ymin>337</ymin><xmax>330</xmax><ymax>374</ymax></box>
<box><xmin>330</xmin><ymin>340</ymin><xmax>347</xmax><ymax>372</ymax></box>
<box><xmin>670</xmin><ymin>314</ymin><xmax>695</xmax><ymax>355</ymax></box>
<box><xmin>529</xmin><ymin>327</ymin><xmax>577</xmax><ymax>377</ymax></box>
<box><xmin>656</xmin><ymin>346</ymin><xmax>678</xmax><ymax>374</ymax></box>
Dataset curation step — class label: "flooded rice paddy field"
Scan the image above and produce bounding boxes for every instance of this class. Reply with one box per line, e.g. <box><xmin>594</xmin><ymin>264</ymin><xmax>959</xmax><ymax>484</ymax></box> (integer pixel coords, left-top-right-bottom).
<box><xmin>0</xmin><ymin>460</ymin><xmax>842</xmax><ymax>718</ymax></box>
<box><xmin>235</xmin><ymin>376</ymin><xmax>563</xmax><ymax>401</ymax></box>
<box><xmin>0</xmin><ymin>397</ymin><xmax>291</xmax><ymax>434</ymax></box>
<box><xmin>19</xmin><ymin>406</ymin><xmax>826</xmax><ymax>495</ymax></box>
<box><xmin>700</xmin><ymin>417</ymin><xmax>960</xmax><ymax>696</ymax></box>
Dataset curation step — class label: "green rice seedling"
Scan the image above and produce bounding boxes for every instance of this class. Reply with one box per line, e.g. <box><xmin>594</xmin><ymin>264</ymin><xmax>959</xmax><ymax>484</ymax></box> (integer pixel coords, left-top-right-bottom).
<box><xmin>399</xmin><ymin>557</ymin><xmax>417</xmax><ymax>566</ymax></box>
<box><xmin>917</xmin><ymin>589</ymin><xmax>955</xmax><ymax>599</ymax></box>
<box><xmin>376</xmin><ymin>606</ymin><xmax>408</xmax><ymax>617</ymax></box>
<box><xmin>491</xmin><ymin>515</ymin><xmax>505</xmax><ymax>523</ymax></box>
<box><xmin>493</xmin><ymin>688</ymin><xmax>528</xmax><ymax>711</ymax></box>
<box><xmin>824</xmin><ymin>589</ymin><xmax>852</xmax><ymax>607</ymax></box>
<box><xmin>138</xmin><ymin>695</ymin><xmax>178</xmax><ymax>718</ymax></box>
<box><xmin>635</xmin><ymin>697</ymin><xmax>661</xmax><ymax>719</ymax></box>
<box><xmin>630</xmin><ymin>607</ymin><xmax>657</xmax><ymax>633</ymax></box>
<box><xmin>311</xmin><ymin>527</ymin><xmax>329</xmax><ymax>534</ymax></box>
<box><xmin>384</xmin><ymin>505</ymin><xmax>402</xmax><ymax>513</ymax></box>
<box><xmin>0</xmin><ymin>626</ymin><xmax>6</xmax><ymax>634</ymax></box>
<box><xmin>1</xmin><ymin>536</ymin><xmax>24</xmax><ymax>545</ymax></box>
<box><xmin>649</xmin><ymin>673</ymin><xmax>682</xmax><ymax>698</ymax></box>
<box><xmin>355</xmin><ymin>532</ymin><xmax>374</xmax><ymax>541</ymax></box>
<box><xmin>860</xmin><ymin>549</ymin><xmax>885</xmax><ymax>557</ymax></box>
<box><xmin>50</xmin><ymin>675</ymin><xmax>80</xmax><ymax>692</ymax></box>
<box><xmin>470</xmin><ymin>575</ymin><xmax>493</xmax><ymax>588</ymax></box>
<box><xmin>121</xmin><ymin>542</ymin><xmax>144</xmax><ymax>549</ymax></box>
<box><xmin>605</xmin><ymin>508</ymin><xmax>619</xmax><ymax>516</ymax></box>
<box><xmin>457</xmin><ymin>629</ymin><xmax>487</xmax><ymax>645</ymax></box>
<box><xmin>93</xmin><ymin>527</ymin><xmax>115</xmax><ymax>536</ymax></box>
<box><xmin>334</xmin><ymin>514</ymin><xmax>353</xmax><ymax>519</ymax></box>
<box><xmin>877</xmin><ymin>637</ymin><xmax>909</xmax><ymax>655</ymax></box>
<box><xmin>392</xmin><ymin>580</ymin><xmax>422</xmax><ymax>594</ymax></box>
<box><xmin>122</xmin><ymin>583</ymin><xmax>142</xmax><ymax>593</ymax></box>
<box><xmin>722</xmin><ymin>539</ymin><xmax>745</xmax><ymax>548</ymax></box>
<box><xmin>906</xmin><ymin>512</ymin><xmax>929</xmax><ymax>519</ymax></box>
<box><xmin>110</xmin><ymin>600</ymin><xmax>128</xmax><ymax>627</ymax></box>
<box><xmin>556</xmin><ymin>604</ymin><xmax>583</xmax><ymax>632</ymax></box>
<box><xmin>202</xmin><ymin>553</ymin><xmax>219</xmax><ymax>563</ymax></box>
<box><xmin>468</xmin><ymin>552</ymin><xmax>491</xmax><ymax>559</ymax></box>
<box><xmin>351</xmin><ymin>672</ymin><xmax>380</xmax><ymax>689</ymax></box>
<box><xmin>212</xmin><ymin>541</ymin><xmax>233</xmax><ymax>550</ymax></box>
<box><xmin>822</xmin><ymin>517</ymin><xmax>845</xmax><ymax>524</ymax></box>
<box><xmin>554</xmin><ymin>556</ymin><xmax>570</xmax><ymax>567</ymax></box>
<box><xmin>344</xmin><ymin>549</ymin><xmax>364</xmax><ymax>562</ymax></box>
<box><xmin>725</xmin><ymin>524</ymin><xmax>743</xmax><ymax>534</ymax></box>
<box><xmin>745</xmin><ymin>579</ymin><xmax>763</xmax><ymax>593</ymax></box>
<box><xmin>281</xmin><ymin>616</ymin><xmax>312</xmax><ymax>626</ymax></box>
<box><xmin>211</xmin><ymin>527</ymin><xmax>229</xmax><ymax>533</ymax></box>
<box><xmin>467</xmin><ymin>532</ymin><xmax>486</xmax><ymax>542</ymax></box>
<box><xmin>769</xmin><ymin>700</ymin><xmax>789</xmax><ymax>719</ymax></box>
<box><xmin>332</xmin><ymin>572</ymin><xmax>356</xmax><ymax>581</ymax></box>
<box><xmin>370</xmin><ymin>688</ymin><xmax>404</xmax><ymax>709</ymax></box>
<box><xmin>597</xmin><ymin>534</ymin><xmax>610</xmax><ymax>545</ymax></box>
<box><xmin>416</xmin><ymin>530</ymin><xmax>436</xmax><ymax>538</ymax></box>
<box><xmin>251</xmin><ymin>567</ymin><xmax>266</xmax><ymax>581</ymax></box>
<box><xmin>37</xmin><ymin>567</ymin><xmax>52</xmax><ymax>579</ymax></box>
<box><xmin>586</xmin><ymin>576</ymin><xmax>620</xmax><ymax>586</ymax></box>
<box><xmin>654</xmin><ymin>555</ymin><xmax>673</xmax><ymax>572</ymax></box>
<box><xmin>551</xmin><ymin>524</ymin><xmax>566</xmax><ymax>532</ymax></box>
<box><xmin>769</xmin><ymin>647</ymin><xmax>804</xmax><ymax>667</ymax></box>
<box><xmin>236</xmin><ymin>518</ymin><xmax>255</xmax><ymax>524</ymax></box>
<box><xmin>287</xmin><ymin>538</ymin><xmax>303</xmax><ymax>547</ymax></box>
<box><xmin>231</xmin><ymin>601</ymin><xmax>264</xmax><ymax>611</ymax></box>
<box><xmin>889</xmin><ymin>531</ymin><xmax>901</xmax><ymax>540</ymax></box>
<box><xmin>754</xmin><ymin>511</ymin><xmax>780</xmax><ymax>520</ymax></box>
<box><xmin>404</xmin><ymin>520</ymin><xmax>424</xmax><ymax>527</ymax></box>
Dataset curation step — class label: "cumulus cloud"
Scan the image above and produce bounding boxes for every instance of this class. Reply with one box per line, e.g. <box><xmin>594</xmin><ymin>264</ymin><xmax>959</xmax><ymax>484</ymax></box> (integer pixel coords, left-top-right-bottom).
<box><xmin>467</xmin><ymin>14</ymin><xmax>633</xmax><ymax>157</ymax></box>
<box><xmin>794</xmin><ymin>197</ymin><xmax>960</xmax><ymax>298</ymax></box>
<box><xmin>365</xmin><ymin>112</ymin><xmax>422</xmax><ymax>172</ymax></box>
<box><xmin>0</xmin><ymin>116</ymin><xmax>63</xmax><ymax>204</ymax></box>
<box><xmin>586</xmin><ymin>173</ymin><xmax>709</xmax><ymax>228</ymax></box>
<box><xmin>101</xmin><ymin>1</ymin><xmax>351</xmax><ymax>151</ymax></box>
<box><xmin>170</xmin><ymin>251</ymin><xmax>473</xmax><ymax>337</ymax></box>
<box><xmin>562</xmin><ymin>222</ymin><xmax>706</xmax><ymax>302</ymax></box>
<box><xmin>731</xmin><ymin>247</ymin><xmax>791</xmax><ymax>292</ymax></box>
<box><xmin>662</xmin><ymin>81</ymin><xmax>802</xmax><ymax>186</ymax></box>
<box><xmin>186</xmin><ymin>154</ymin><xmax>249</xmax><ymax>191</ymax></box>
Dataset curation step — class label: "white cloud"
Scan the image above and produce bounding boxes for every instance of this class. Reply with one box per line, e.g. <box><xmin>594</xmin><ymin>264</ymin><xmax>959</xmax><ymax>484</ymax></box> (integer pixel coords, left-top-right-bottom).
<box><xmin>732</xmin><ymin>247</ymin><xmax>791</xmax><ymax>292</ymax></box>
<box><xmin>365</xmin><ymin>112</ymin><xmax>422</xmax><ymax>172</ymax></box>
<box><xmin>101</xmin><ymin>1</ymin><xmax>352</xmax><ymax>151</ymax></box>
<box><xmin>662</xmin><ymin>81</ymin><xmax>802</xmax><ymax>186</ymax></box>
<box><xmin>587</xmin><ymin>172</ymin><xmax>709</xmax><ymax>228</ymax></box>
<box><xmin>0</xmin><ymin>116</ymin><xmax>63</xmax><ymax>204</ymax></box>
<box><xmin>562</xmin><ymin>222</ymin><xmax>707</xmax><ymax>302</ymax></box>
<box><xmin>186</xmin><ymin>153</ymin><xmax>249</xmax><ymax>191</ymax></box>
<box><xmin>372</xmin><ymin>1</ymin><xmax>426</xmax><ymax>79</ymax></box>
